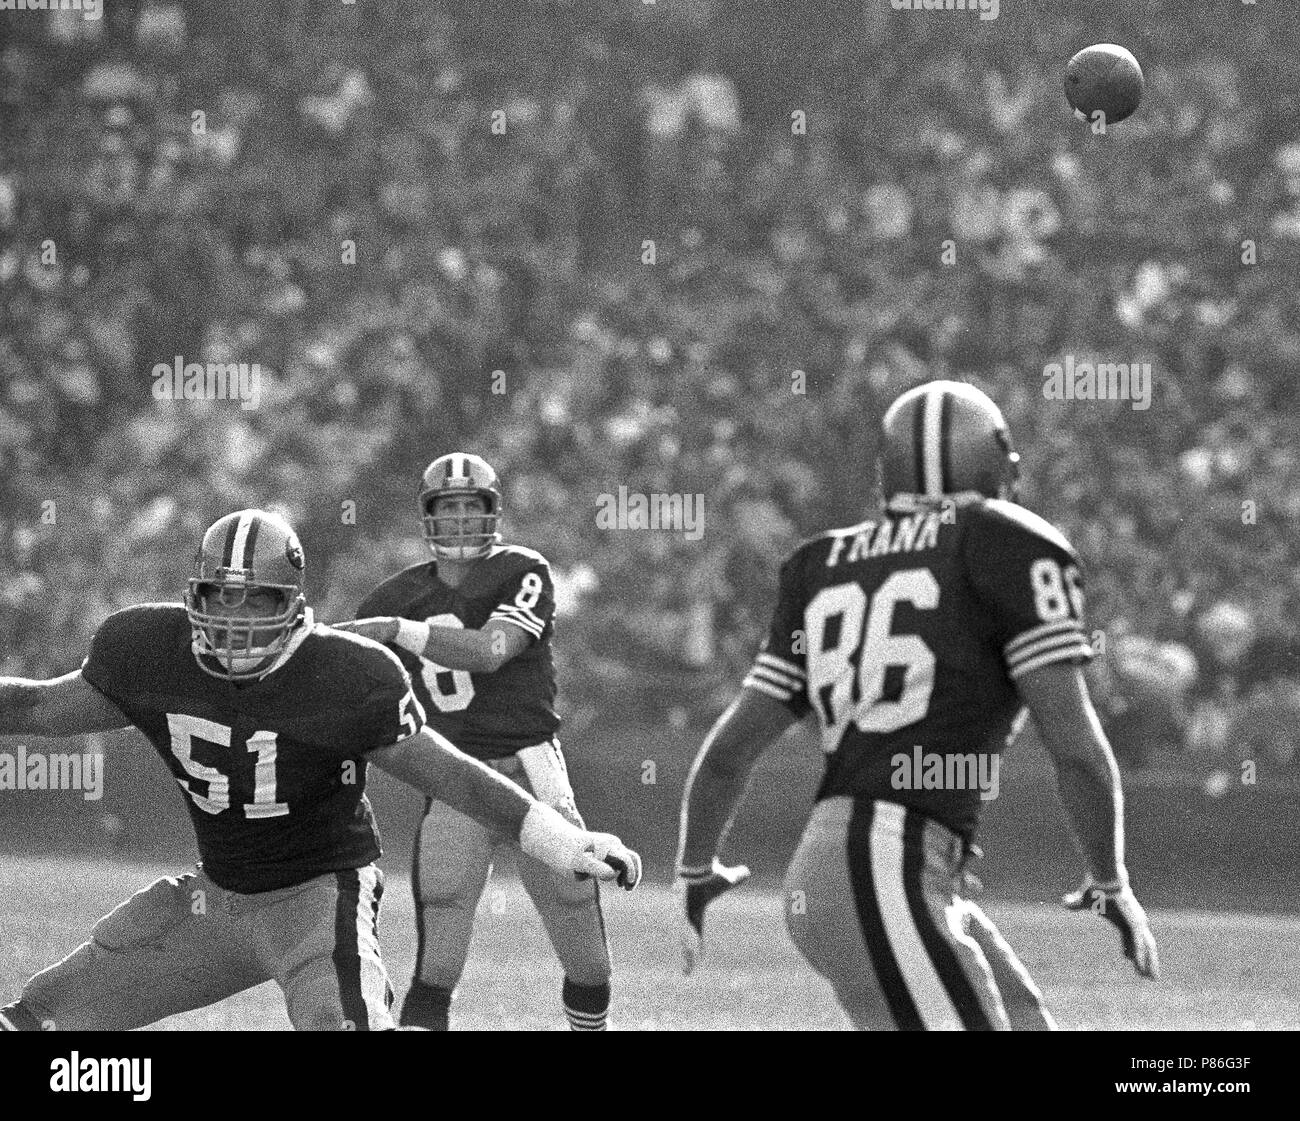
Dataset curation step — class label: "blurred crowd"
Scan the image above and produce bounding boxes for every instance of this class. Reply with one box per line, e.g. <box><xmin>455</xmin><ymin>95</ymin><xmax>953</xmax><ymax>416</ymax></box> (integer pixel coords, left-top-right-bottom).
<box><xmin>1</xmin><ymin>1</ymin><xmax>1298</xmax><ymax>771</ymax></box>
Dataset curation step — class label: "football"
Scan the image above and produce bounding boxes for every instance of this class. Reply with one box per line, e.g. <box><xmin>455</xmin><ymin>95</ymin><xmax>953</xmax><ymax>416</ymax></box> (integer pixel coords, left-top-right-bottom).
<box><xmin>1065</xmin><ymin>43</ymin><xmax>1144</xmax><ymax>126</ymax></box>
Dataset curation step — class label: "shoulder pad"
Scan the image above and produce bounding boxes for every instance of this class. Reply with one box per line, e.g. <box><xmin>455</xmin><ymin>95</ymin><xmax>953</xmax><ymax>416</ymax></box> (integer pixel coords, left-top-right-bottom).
<box><xmin>97</xmin><ymin>602</ymin><xmax>190</xmax><ymax>642</ymax></box>
<box><xmin>474</xmin><ymin>544</ymin><xmax>552</xmax><ymax>588</ymax></box>
<box><xmin>483</xmin><ymin>543</ymin><xmax>550</xmax><ymax>569</ymax></box>
<box><xmin>975</xmin><ymin>498</ymin><xmax>1077</xmax><ymax>557</ymax></box>
<box><xmin>360</xmin><ymin>561</ymin><xmax>437</xmax><ymax>608</ymax></box>
<box><xmin>311</xmin><ymin>625</ymin><xmax>410</xmax><ymax>692</ymax></box>
<box><xmin>779</xmin><ymin>532</ymin><xmax>837</xmax><ymax>572</ymax></box>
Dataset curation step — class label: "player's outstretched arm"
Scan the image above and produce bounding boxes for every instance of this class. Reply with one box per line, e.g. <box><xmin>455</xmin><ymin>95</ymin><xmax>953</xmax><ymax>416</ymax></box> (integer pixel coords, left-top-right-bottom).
<box><xmin>369</xmin><ymin>727</ymin><xmax>640</xmax><ymax>889</ymax></box>
<box><xmin>0</xmin><ymin>670</ymin><xmax>131</xmax><ymax>737</ymax></box>
<box><xmin>333</xmin><ymin>617</ymin><xmax>529</xmax><ymax>673</ymax></box>
<box><xmin>675</xmin><ymin>688</ymin><xmax>798</xmax><ymax>973</ymax></box>
<box><xmin>1017</xmin><ymin>661</ymin><xmax>1159</xmax><ymax>979</ymax></box>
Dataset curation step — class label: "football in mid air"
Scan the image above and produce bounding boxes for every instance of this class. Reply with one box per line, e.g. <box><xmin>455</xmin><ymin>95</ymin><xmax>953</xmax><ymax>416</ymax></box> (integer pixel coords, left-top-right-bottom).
<box><xmin>1064</xmin><ymin>43</ymin><xmax>1144</xmax><ymax>126</ymax></box>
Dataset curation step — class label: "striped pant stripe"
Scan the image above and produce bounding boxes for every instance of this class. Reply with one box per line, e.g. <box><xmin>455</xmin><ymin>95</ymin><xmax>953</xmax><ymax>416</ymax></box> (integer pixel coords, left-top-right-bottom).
<box><xmin>846</xmin><ymin>801</ymin><xmax>924</xmax><ymax>1029</ymax></box>
<box><xmin>901</xmin><ymin>811</ymin><xmax>995</xmax><ymax>1030</ymax></box>
<box><xmin>849</xmin><ymin>801</ymin><xmax>997</xmax><ymax>1030</ymax></box>
<box><xmin>331</xmin><ymin>867</ymin><xmax>389</xmax><ymax>1030</ymax></box>
<box><xmin>333</xmin><ymin>870</ymin><xmax>369</xmax><ymax>1030</ymax></box>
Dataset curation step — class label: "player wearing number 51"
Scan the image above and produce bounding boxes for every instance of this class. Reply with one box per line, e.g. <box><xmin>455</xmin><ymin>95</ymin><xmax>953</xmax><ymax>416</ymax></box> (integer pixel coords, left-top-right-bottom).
<box><xmin>676</xmin><ymin>381</ymin><xmax>1158</xmax><ymax>1030</ymax></box>
<box><xmin>334</xmin><ymin>454</ymin><xmax>619</xmax><ymax>1031</ymax></box>
<box><xmin>0</xmin><ymin>508</ymin><xmax>639</xmax><ymax>1033</ymax></box>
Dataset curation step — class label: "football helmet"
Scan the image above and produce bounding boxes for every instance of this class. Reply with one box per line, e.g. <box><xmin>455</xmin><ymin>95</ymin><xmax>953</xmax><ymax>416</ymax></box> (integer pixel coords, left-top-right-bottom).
<box><xmin>185</xmin><ymin>509</ymin><xmax>308</xmax><ymax>680</ymax></box>
<box><xmin>418</xmin><ymin>453</ymin><xmax>502</xmax><ymax>561</ymax></box>
<box><xmin>879</xmin><ymin>380</ymin><xmax>1021</xmax><ymax>501</ymax></box>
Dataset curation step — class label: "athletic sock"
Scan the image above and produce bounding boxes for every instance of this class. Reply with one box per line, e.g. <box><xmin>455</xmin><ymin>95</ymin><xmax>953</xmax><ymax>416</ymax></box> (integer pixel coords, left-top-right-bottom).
<box><xmin>399</xmin><ymin>980</ymin><xmax>453</xmax><ymax>1031</ymax></box>
<box><xmin>562</xmin><ymin>977</ymin><xmax>610</xmax><ymax>1032</ymax></box>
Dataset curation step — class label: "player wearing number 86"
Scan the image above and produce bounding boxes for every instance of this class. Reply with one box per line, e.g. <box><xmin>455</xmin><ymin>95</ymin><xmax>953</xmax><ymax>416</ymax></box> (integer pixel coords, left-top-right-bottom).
<box><xmin>0</xmin><ymin>509</ymin><xmax>640</xmax><ymax>1032</ymax></box>
<box><xmin>335</xmin><ymin>453</ymin><xmax>617</xmax><ymax>1031</ymax></box>
<box><xmin>677</xmin><ymin>380</ymin><xmax>1158</xmax><ymax>1029</ymax></box>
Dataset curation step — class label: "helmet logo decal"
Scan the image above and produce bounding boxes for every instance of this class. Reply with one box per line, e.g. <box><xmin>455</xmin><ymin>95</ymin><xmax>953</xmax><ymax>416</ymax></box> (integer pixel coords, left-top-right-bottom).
<box><xmin>285</xmin><ymin>536</ymin><xmax>304</xmax><ymax>570</ymax></box>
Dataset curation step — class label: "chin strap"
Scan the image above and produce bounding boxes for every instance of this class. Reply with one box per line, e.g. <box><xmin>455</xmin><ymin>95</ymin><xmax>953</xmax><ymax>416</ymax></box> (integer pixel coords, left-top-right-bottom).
<box><xmin>194</xmin><ymin>607</ymin><xmax>315</xmax><ymax>679</ymax></box>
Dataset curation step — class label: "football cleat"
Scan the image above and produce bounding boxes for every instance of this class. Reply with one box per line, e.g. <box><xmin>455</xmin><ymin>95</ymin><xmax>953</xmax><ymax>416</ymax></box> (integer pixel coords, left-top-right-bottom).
<box><xmin>879</xmin><ymin>380</ymin><xmax>1021</xmax><ymax>502</ymax></box>
<box><xmin>185</xmin><ymin>509</ymin><xmax>308</xmax><ymax>680</ymax></box>
<box><xmin>418</xmin><ymin>453</ymin><xmax>503</xmax><ymax>561</ymax></box>
<box><xmin>676</xmin><ymin>859</ymin><xmax>751</xmax><ymax>975</ymax></box>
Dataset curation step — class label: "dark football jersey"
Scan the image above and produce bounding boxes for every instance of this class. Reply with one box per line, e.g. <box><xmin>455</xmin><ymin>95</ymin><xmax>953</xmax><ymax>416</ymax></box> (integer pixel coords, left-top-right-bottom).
<box><xmin>355</xmin><ymin>544</ymin><xmax>559</xmax><ymax>760</ymax></box>
<box><xmin>744</xmin><ymin>495</ymin><xmax>1093</xmax><ymax>841</ymax></box>
<box><xmin>81</xmin><ymin>603</ymin><xmax>426</xmax><ymax>892</ymax></box>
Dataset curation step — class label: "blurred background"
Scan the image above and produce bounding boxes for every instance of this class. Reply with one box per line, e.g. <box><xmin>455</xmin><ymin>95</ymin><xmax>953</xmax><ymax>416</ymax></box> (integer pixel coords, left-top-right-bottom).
<box><xmin>1</xmin><ymin>0</ymin><xmax>1297</xmax><ymax>909</ymax></box>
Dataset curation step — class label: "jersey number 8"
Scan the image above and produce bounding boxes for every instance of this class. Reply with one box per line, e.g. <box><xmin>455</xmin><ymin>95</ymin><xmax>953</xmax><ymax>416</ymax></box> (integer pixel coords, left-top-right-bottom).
<box><xmin>417</xmin><ymin>614</ymin><xmax>476</xmax><ymax>713</ymax></box>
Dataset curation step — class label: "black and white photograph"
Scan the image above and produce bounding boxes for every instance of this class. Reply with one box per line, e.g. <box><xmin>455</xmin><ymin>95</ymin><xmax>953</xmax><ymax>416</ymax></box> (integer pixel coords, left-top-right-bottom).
<box><xmin>0</xmin><ymin>0</ymin><xmax>1296</xmax><ymax>1068</ymax></box>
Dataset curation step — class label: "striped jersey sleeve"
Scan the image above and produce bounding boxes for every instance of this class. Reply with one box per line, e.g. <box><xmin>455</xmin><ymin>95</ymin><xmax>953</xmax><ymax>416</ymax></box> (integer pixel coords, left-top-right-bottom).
<box><xmin>964</xmin><ymin>501</ymin><xmax>1093</xmax><ymax>680</ymax></box>
<box><xmin>487</xmin><ymin>560</ymin><xmax>554</xmax><ymax>642</ymax></box>
<box><xmin>742</xmin><ymin>550</ymin><xmax>811</xmax><ymax>715</ymax></box>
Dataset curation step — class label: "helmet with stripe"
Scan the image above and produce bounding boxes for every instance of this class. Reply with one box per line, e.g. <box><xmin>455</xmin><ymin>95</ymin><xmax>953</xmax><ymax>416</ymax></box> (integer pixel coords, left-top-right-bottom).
<box><xmin>879</xmin><ymin>380</ymin><xmax>1021</xmax><ymax>502</ymax></box>
<box><xmin>185</xmin><ymin>509</ymin><xmax>307</xmax><ymax>680</ymax></box>
<box><xmin>418</xmin><ymin>453</ymin><xmax>502</xmax><ymax>561</ymax></box>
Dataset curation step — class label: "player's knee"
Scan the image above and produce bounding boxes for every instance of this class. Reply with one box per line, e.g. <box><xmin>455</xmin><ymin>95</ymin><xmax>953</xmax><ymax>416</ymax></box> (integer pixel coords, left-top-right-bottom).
<box><xmin>417</xmin><ymin>866</ymin><xmax>485</xmax><ymax>909</ymax></box>
<box><xmin>92</xmin><ymin>875</ymin><xmax>193</xmax><ymax>951</ymax></box>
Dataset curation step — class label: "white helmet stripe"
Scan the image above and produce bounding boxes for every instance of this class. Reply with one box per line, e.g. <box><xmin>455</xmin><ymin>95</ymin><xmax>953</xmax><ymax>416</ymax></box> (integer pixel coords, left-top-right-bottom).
<box><xmin>922</xmin><ymin>385</ymin><xmax>946</xmax><ymax>497</ymax></box>
<box><xmin>230</xmin><ymin>510</ymin><xmax>257</xmax><ymax>570</ymax></box>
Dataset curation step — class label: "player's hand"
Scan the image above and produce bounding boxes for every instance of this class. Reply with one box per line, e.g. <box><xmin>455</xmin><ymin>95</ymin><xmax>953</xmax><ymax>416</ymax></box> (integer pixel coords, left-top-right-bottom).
<box><xmin>675</xmin><ymin>859</ymin><xmax>750</xmax><ymax>976</ymax></box>
<box><xmin>1063</xmin><ymin>874</ymin><xmax>1160</xmax><ymax>980</ymax></box>
<box><xmin>574</xmin><ymin>833</ymin><xmax>642</xmax><ymax>890</ymax></box>
<box><xmin>332</xmin><ymin>617</ymin><xmax>400</xmax><ymax>644</ymax></box>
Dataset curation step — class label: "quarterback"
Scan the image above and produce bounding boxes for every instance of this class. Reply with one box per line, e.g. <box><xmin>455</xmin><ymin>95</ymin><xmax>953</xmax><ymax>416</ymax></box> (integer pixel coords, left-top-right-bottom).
<box><xmin>676</xmin><ymin>381</ymin><xmax>1159</xmax><ymax>1030</ymax></box>
<box><xmin>0</xmin><ymin>509</ymin><xmax>639</xmax><ymax>1032</ymax></box>
<box><xmin>338</xmin><ymin>454</ymin><xmax>615</xmax><ymax>1031</ymax></box>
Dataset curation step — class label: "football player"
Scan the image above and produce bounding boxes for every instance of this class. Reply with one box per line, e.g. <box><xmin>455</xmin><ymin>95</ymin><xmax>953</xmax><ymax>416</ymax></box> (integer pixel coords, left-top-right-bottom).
<box><xmin>336</xmin><ymin>454</ymin><xmax>614</xmax><ymax>1031</ymax></box>
<box><xmin>675</xmin><ymin>380</ymin><xmax>1159</xmax><ymax>1030</ymax></box>
<box><xmin>0</xmin><ymin>509</ymin><xmax>639</xmax><ymax>1032</ymax></box>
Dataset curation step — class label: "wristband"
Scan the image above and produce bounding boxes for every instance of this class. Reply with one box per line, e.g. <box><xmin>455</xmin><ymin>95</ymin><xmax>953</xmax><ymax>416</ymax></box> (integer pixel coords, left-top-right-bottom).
<box><xmin>519</xmin><ymin>802</ymin><xmax>585</xmax><ymax>872</ymax></box>
<box><xmin>394</xmin><ymin>618</ymin><xmax>430</xmax><ymax>655</ymax></box>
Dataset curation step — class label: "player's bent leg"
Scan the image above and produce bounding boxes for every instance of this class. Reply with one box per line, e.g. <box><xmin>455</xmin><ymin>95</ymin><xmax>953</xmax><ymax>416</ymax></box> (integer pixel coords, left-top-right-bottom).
<box><xmin>519</xmin><ymin>854</ymin><xmax>612</xmax><ymax>1029</ymax></box>
<box><xmin>511</xmin><ymin>743</ymin><xmax>613</xmax><ymax>1030</ymax></box>
<box><xmin>18</xmin><ymin>871</ymin><xmax>263</xmax><ymax>1031</ymax></box>
<box><xmin>785</xmin><ymin>798</ymin><xmax>898</xmax><ymax>1030</ymax></box>
<box><xmin>788</xmin><ymin>798</ymin><xmax>1014</xmax><ymax>1030</ymax></box>
<box><xmin>855</xmin><ymin>801</ymin><xmax>1011</xmax><ymax>1030</ymax></box>
<box><xmin>261</xmin><ymin>865</ymin><xmax>394</xmax><ymax>1031</ymax></box>
<box><xmin>960</xmin><ymin>899</ymin><xmax>1057</xmax><ymax>1030</ymax></box>
<box><xmin>404</xmin><ymin>796</ymin><xmax>495</xmax><ymax>1028</ymax></box>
